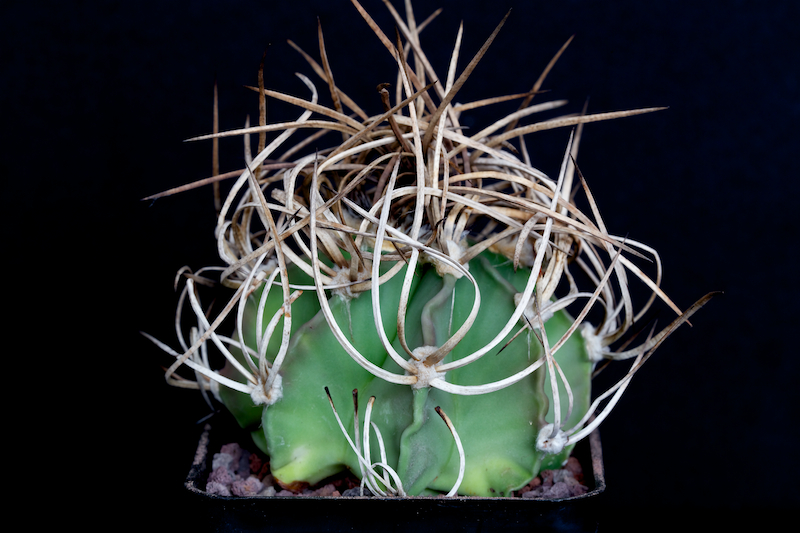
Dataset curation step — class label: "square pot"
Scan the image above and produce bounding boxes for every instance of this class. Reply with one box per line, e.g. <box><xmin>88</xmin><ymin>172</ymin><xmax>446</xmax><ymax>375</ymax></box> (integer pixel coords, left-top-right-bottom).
<box><xmin>183</xmin><ymin>414</ymin><xmax>605</xmax><ymax>532</ymax></box>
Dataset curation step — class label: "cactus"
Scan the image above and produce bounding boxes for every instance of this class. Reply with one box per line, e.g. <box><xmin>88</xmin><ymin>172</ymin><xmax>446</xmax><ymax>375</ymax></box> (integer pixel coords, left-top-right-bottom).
<box><xmin>145</xmin><ymin>0</ymin><xmax>713</xmax><ymax>498</ymax></box>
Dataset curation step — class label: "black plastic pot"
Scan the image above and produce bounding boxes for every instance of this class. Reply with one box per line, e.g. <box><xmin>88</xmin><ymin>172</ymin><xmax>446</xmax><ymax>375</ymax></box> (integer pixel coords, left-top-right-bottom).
<box><xmin>184</xmin><ymin>415</ymin><xmax>605</xmax><ymax>533</ymax></box>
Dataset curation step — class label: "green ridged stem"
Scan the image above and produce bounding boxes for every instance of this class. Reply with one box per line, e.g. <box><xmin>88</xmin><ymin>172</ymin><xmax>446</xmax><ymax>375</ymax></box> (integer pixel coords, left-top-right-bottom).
<box><xmin>218</xmin><ymin>263</ymin><xmax>320</xmax><ymax>431</ymax></box>
<box><xmin>228</xmin><ymin>249</ymin><xmax>592</xmax><ymax>496</ymax></box>
<box><xmin>263</xmin><ymin>262</ymin><xmax>419</xmax><ymax>486</ymax></box>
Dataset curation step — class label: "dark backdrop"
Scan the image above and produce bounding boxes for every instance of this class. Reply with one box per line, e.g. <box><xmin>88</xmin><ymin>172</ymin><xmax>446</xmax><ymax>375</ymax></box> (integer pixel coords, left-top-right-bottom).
<box><xmin>4</xmin><ymin>0</ymin><xmax>797</xmax><ymax>530</ymax></box>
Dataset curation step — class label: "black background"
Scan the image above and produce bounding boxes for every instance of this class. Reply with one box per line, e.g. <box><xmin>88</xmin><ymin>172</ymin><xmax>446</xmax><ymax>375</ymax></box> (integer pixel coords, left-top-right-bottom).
<box><xmin>4</xmin><ymin>0</ymin><xmax>798</xmax><ymax>530</ymax></box>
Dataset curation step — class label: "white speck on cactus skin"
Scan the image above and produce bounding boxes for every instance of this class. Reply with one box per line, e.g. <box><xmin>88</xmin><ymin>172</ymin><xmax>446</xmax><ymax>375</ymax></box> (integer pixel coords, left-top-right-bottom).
<box><xmin>580</xmin><ymin>323</ymin><xmax>605</xmax><ymax>363</ymax></box>
<box><xmin>250</xmin><ymin>374</ymin><xmax>283</xmax><ymax>406</ymax></box>
<box><xmin>407</xmin><ymin>346</ymin><xmax>447</xmax><ymax>389</ymax></box>
<box><xmin>536</xmin><ymin>424</ymin><xmax>569</xmax><ymax>455</ymax></box>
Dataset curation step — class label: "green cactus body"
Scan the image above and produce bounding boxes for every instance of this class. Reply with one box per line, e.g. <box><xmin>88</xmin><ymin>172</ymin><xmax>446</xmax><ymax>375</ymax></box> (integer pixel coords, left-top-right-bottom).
<box><xmin>228</xmin><ymin>249</ymin><xmax>591</xmax><ymax>496</ymax></box>
<box><xmin>260</xmin><ymin>261</ymin><xmax>421</xmax><ymax>487</ymax></box>
<box><xmin>539</xmin><ymin>311</ymin><xmax>593</xmax><ymax>471</ymax></box>
<box><xmin>218</xmin><ymin>263</ymin><xmax>320</xmax><ymax>431</ymax></box>
<box><xmin>384</xmin><ymin>249</ymin><xmax>589</xmax><ymax>496</ymax></box>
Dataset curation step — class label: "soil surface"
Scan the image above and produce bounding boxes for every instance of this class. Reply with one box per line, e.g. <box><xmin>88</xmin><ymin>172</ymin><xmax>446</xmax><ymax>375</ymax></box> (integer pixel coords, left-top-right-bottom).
<box><xmin>203</xmin><ymin>441</ymin><xmax>589</xmax><ymax>499</ymax></box>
